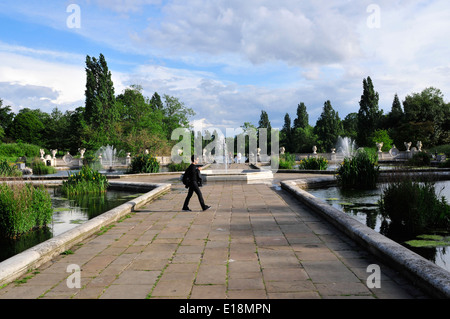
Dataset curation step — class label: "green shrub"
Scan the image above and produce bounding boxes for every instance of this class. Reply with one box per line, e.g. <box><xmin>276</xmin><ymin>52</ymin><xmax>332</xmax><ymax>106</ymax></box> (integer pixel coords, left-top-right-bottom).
<box><xmin>0</xmin><ymin>182</ymin><xmax>53</xmax><ymax>238</ymax></box>
<box><xmin>279</xmin><ymin>153</ymin><xmax>296</xmax><ymax>169</ymax></box>
<box><xmin>379</xmin><ymin>180</ymin><xmax>450</xmax><ymax>235</ymax></box>
<box><xmin>128</xmin><ymin>153</ymin><xmax>160</xmax><ymax>174</ymax></box>
<box><xmin>0</xmin><ymin>159</ymin><xmax>22</xmax><ymax>177</ymax></box>
<box><xmin>31</xmin><ymin>158</ymin><xmax>57</xmax><ymax>175</ymax></box>
<box><xmin>298</xmin><ymin>156</ymin><xmax>328</xmax><ymax>170</ymax></box>
<box><xmin>0</xmin><ymin>142</ymin><xmax>43</xmax><ymax>161</ymax></box>
<box><xmin>168</xmin><ymin>161</ymin><xmax>190</xmax><ymax>172</ymax></box>
<box><xmin>61</xmin><ymin>165</ymin><xmax>109</xmax><ymax>196</ymax></box>
<box><xmin>336</xmin><ymin>149</ymin><xmax>380</xmax><ymax>189</ymax></box>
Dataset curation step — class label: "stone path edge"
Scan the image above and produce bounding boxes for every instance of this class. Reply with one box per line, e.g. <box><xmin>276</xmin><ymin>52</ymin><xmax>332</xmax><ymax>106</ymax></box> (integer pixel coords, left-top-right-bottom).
<box><xmin>0</xmin><ymin>181</ymin><xmax>171</xmax><ymax>287</ymax></box>
<box><xmin>280</xmin><ymin>177</ymin><xmax>450</xmax><ymax>299</ymax></box>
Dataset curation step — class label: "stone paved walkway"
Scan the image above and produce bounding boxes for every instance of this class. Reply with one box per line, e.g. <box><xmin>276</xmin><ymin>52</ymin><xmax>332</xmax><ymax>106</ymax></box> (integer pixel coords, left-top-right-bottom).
<box><xmin>0</xmin><ymin>171</ymin><xmax>427</xmax><ymax>299</ymax></box>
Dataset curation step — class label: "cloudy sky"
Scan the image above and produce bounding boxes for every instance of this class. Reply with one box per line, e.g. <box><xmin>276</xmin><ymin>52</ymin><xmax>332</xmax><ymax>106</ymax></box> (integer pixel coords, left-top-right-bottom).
<box><xmin>0</xmin><ymin>0</ymin><xmax>449</xmax><ymax>131</ymax></box>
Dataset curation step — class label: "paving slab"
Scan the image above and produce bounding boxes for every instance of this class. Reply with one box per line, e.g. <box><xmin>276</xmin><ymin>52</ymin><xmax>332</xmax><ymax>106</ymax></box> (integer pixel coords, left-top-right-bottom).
<box><xmin>0</xmin><ymin>171</ymin><xmax>430</xmax><ymax>299</ymax></box>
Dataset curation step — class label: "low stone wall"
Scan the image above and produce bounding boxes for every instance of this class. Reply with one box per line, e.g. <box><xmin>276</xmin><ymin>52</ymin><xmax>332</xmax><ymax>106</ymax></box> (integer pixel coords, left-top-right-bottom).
<box><xmin>281</xmin><ymin>177</ymin><xmax>450</xmax><ymax>299</ymax></box>
<box><xmin>0</xmin><ymin>181</ymin><xmax>171</xmax><ymax>287</ymax></box>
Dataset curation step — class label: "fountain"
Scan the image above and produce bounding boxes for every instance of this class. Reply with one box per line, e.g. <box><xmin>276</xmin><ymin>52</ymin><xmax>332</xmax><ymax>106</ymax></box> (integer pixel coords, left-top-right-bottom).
<box><xmin>98</xmin><ymin>145</ymin><xmax>117</xmax><ymax>172</ymax></box>
<box><xmin>335</xmin><ymin>136</ymin><xmax>358</xmax><ymax>159</ymax></box>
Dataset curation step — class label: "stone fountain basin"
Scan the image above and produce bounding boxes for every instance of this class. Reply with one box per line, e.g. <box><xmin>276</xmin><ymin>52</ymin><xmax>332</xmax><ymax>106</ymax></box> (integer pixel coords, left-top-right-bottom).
<box><xmin>201</xmin><ymin>168</ymin><xmax>273</xmax><ymax>181</ymax></box>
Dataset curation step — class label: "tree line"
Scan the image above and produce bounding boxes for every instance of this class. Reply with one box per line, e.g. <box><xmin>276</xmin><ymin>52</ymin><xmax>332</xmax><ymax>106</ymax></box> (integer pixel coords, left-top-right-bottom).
<box><xmin>0</xmin><ymin>54</ymin><xmax>195</xmax><ymax>158</ymax></box>
<box><xmin>278</xmin><ymin>77</ymin><xmax>450</xmax><ymax>153</ymax></box>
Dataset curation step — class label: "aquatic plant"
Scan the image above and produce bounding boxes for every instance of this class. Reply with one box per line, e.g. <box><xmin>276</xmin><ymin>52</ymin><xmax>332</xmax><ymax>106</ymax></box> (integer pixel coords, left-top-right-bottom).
<box><xmin>298</xmin><ymin>156</ymin><xmax>328</xmax><ymax>170</ymax></box>
<box><xmin>0</xmin><ymin>182</ymin><xmax>52</xmax><ymax>238</ymax></box>
<box><xmin>279</xmin><ymin>153</ymin><xmax>297</xmax><ymax>169</ymax></box>
<box><xmin>336</xmin><ymin>149</ymin><xmax>379</xmax><ymax>189</ymax></box>
<box><xmin>379</xmin><ymin>180</ymin><xmax>450</xmax><ymax>235</ymax></box>
<box><xmin>61</xmin><ymin>165</ymin><xmax>109</xmax><ymax>196</ymax></box>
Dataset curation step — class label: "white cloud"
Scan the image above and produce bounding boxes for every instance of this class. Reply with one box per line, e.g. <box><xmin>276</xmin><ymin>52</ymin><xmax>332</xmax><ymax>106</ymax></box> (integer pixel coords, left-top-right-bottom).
<box><xmin>0</xmin><ymin>50</ymin><xmax>86</xmax><ymax>112</ymax></box>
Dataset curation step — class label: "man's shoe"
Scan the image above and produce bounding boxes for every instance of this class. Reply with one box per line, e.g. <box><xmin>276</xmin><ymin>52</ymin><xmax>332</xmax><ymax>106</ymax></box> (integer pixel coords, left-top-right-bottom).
<box><xmin>182</xmin><ymin>207</ymin><xmax>192</xmax><ymax>211</ymax></box>
<box><xmin>203</xmin><ymin>205</ymin><xmax>211</xmax><ymax>211</ymax></box>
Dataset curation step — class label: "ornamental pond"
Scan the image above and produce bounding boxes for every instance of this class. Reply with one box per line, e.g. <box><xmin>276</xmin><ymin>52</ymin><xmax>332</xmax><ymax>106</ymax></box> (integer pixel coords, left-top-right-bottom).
<box><xmin>306</xmin><ymin>180</ymin><xmax>450</xmax><ymax>272</ymax></box>
<box><xmin>0</xmin><ymin>187</ymin><xmax>144</xmax><ymax>263</ymax></box>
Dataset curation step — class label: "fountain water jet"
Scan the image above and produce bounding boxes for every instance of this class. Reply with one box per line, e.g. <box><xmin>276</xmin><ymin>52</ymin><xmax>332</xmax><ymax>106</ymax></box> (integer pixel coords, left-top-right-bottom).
<box><xmin>336</xmin><ymin>136</ymin><xmax>358</xmax><ymax>159</ymax></box>
<box><xmin>98</xmin><ymin>145</ymin><xmax>117</xmax><ymax>172</ymax></box>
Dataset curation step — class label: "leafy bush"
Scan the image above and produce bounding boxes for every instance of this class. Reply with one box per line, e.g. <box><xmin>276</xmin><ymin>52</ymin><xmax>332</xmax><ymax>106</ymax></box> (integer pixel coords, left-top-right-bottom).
<box><xmin>0</xmin><ymin>182</ymin><xmax>53</xmax><ymax>238</ymax></box>
<box><xmin>298</xmin><ymin>156</ymin><xmax>328</xmax><ymax>170</ymax></box>
<box><xmin>61</xmin><ymin>165</ymin><xmax>109</xmax><ymax>196</ymax></box>
<box><xmin>336</xmin><ymin>149</ymin><xmax>379</xmax><ymax>189</ymax></box>
<box><xmin>279</xmin><ymin>153</ymin><xmax>296</xmax><ymax>169</ymax></box>
<box><xmin>0</xmin><ymin>142</ymin><xmax>43</xmax><ymax>161</ymax></box>
<box><xmin>379</xmin><ymin>180</ymin><xmax>450</xmax><ymax>235</ymax></box>
<box><xmin>128</xmin><ymin>153</ymin><xmax>160</xmax><ymax>174</ymax></box>
<box><xmin>0</xmin><ymin>159</ymin><xmax>22</xmax><ymax>177</ymax></box>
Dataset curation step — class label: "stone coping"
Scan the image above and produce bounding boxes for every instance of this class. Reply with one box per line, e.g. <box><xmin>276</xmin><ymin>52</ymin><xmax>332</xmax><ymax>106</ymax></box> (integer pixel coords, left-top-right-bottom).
<box><xmin>280</xmin><ymin>176</ymin><xmax>450</xmax><ymax>299</ymax></box>
<box><xmin>0</xmin><ymin>181</ymin><xmax>171</xmax><ymax>287</ymax></box>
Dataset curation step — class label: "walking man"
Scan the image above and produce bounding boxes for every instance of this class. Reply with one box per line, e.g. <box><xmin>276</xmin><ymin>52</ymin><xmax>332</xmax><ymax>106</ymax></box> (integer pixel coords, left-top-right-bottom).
<box><xmin>182</xmin><ymin>155</ymin><xmax>211</xmax><ymax>212</ymax></box>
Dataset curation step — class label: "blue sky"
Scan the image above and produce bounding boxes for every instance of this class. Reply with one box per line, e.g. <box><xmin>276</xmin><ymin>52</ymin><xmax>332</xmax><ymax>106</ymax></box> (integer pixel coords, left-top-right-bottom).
<box><xmin>1</xmin><ymin>0</ymin><xmax>449</xmax><ymax>132</ymax></box>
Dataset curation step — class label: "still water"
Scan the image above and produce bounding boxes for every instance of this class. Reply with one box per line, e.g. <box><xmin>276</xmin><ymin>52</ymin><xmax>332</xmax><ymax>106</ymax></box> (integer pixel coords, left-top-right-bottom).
<box><xmin>0</xmin><ymin>188</ymin><xmax>143</xmax><ymax>262</ymax></box>
<box><xmin>306</xmin><ymin>181</ymin><xmax>450</xmax><ymax>272</ymax></box>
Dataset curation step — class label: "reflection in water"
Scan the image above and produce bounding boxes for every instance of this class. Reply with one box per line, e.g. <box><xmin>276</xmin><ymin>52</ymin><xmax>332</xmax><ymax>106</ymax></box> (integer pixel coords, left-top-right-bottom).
<box><xmin>0</xmin><ymin>188</ymin><xmax>143</xmax><ymax>262</ymax></box>
<box><xmin>307</xmin><ymin>181</ymin><xmax>450</xmax><ymax>272</ymax></box>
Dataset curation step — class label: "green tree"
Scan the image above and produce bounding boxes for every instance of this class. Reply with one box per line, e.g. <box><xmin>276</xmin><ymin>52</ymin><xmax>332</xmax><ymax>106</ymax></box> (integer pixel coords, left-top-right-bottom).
<box><xmin>293</xmin><ymin>102</ymin><xmax>309</xmax><ymax>129</ymax></box>
<box><xmin>84</xmin><ymin>54</ymin><xmax>119</xmax><ymax>145</ymax></box>
<box><xmin>293</xmin><ymin>125</ymin><xmax>318</xmax><ymax>153</ymax></box>
<box><xmin>161</xmin><ymin>94</ymin><xmax>195</xmax><ymax>140</ymax></box>
<box><xmin>357</xmin><ymin>77</ymin><xmax>382</xmax><ymax>147</ymax></box>
<box><xmin>7</xmin><ymin>110</ymin><xmax>44</xmax><ymax>145</ymax></box>
<box><xmin>370</xmin><ymin>129</ymin><xmax>393</xmax><ymax>152</ymax></box>
<box><xmin>150</xmin><ymin>92</ymin><xmax>164</xmax><ymax>111</ymax></box>
<box><xmin>0</xmin><ymin>99</ymin><xmax>15</xmax><ymax>132</ymax></box>
<box><xmin>402</xmin><ymin>87</ymin><xmax>447</xmax><ymax>146</ymax></box>
<box><xmin>342</xmin><ymin>112</ymin><xmax>358</xmax><ymax>141</ymax></box>
<box><xmin>280</xmin><ymin>113</ymin><xmax>293</xmax><ymax>152</ymax></box>
<box><xmin>314</xmin><ymin>100</ymin><xmax>343</xmax><ymax>152</ymax></box>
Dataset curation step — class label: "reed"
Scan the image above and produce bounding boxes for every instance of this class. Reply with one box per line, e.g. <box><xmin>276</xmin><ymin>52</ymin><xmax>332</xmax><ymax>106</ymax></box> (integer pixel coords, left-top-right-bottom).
<box><xmin>0</xmin><ymin>182</ymin><xmax>52</xmax><ymax>238</ymax></box>
<box><xmin>336</xmin><ymin>149</ymin><xmax>379</xmax><ymax>189</ymax></box>
<box><xmin>61</xmin><ymin>165</ymin><xmax>109</xmax><ymax>196</ymax></box>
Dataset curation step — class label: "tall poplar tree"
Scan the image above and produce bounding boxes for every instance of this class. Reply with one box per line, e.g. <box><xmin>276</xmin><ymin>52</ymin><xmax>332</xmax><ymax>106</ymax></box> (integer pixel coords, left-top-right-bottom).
<box><xmin>357</xmin><ymin>76</ymin><xmax>382</xmax><ymax>146</ymax></box>
<box><xmin>84</xmin><ymin>54</ymin><xmax>119</xmax><ymax>145</ymax></box>
<box><xmin>281</xmin><ymin>113</ymin><xmax>293</xmax><ymax>152</ymax></box>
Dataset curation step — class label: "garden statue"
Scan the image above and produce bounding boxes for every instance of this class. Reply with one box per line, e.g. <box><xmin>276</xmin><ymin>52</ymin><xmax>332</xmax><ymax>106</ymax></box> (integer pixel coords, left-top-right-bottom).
<box><xmin>51</xmin><ymin>149</ymin><xmax>57</xmax><ymax>159</ymax></box>
<box><xmin>312</xmin><ymin>145</ymin><xmax>317</xmax><ymax>154</ymax></box>
<box><xmin>40</xmin><ymin>149</ymin><xmax>45</xmax><ymax>159</ymax></box>
<box><xmin>376</xmin><ymin>142</ymin><xmax>383</xmax><ymax>152</ymax></box>
<box><xmin>331</xmin><ymin>148</ymin><xmax>336</xmax><ymax>154</ymax></box>
<box><xmin>404</xmin><ymin>142</ymin><xmax>412</xmax><ymax>152</ymax></box>
<box><xmin>417</xmin><ymin>141</ymin><xmax>423</xmax><ymax>152</ymax></box>
<box><xmin>79</xmin><ymin>148</ymin><xmax>86</xmax><ymax>159</ymax></box>
<box><xmin>280</xmin><ymin>147</ymin><xmax>285</xmax><ymax>155</ymax></box>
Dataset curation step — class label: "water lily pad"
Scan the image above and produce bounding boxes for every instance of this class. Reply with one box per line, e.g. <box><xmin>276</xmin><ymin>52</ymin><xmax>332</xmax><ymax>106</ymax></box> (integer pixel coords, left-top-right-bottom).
<box><xmin>339</xmin><ymin>202</ymin><xmax>354</xmax><ymax>206</ymax></box>
<box><xmin>405</xmin><ymin>234</ymin><xmax>450</xmax><ymax>248</ymax></box>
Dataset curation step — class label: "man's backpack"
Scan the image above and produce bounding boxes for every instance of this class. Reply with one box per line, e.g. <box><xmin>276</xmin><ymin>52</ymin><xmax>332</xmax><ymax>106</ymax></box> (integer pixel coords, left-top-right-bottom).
<box><xmin>182</xmin><ymin>170</ymin><xmax>190</xmax><ymax>188</ymax></box>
